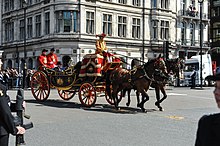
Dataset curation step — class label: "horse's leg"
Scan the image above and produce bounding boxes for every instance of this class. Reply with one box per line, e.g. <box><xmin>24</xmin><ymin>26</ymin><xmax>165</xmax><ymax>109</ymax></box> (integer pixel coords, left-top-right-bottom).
<box><xmin>112</xmin><ymin>84</ymin><xmax>119</xmax><ymax>110</ymax></box>
<box><xmin>138</xmin><ymin>90</ymin><xmax>149</xmax><ymax>112</ymax></box>
<box><xmin>136</xmin><ymin>91</ymin><xmax>141</xmax><ymax>107</ymax></box>
<box><xmin>157</xmin><ymin>85</ymin><xmax>167</xmax><ymax>111</ymax></box>
<box><xmin>154</xmin><ymin>85</ymin><xmax>163</xmax><ymax>111</ymax></box>
<box><xmin>126</xmin><ymin>89</ymin><xmax>131</xmax><ymax>107</ymax></box>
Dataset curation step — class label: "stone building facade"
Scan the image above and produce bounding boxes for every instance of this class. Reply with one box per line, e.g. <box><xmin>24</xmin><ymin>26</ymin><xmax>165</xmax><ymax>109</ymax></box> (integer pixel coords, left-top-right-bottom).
<box><xmin>0</xmin><ymin>0</ymin><xmax>209</xmax><ymax>71</ymax></box>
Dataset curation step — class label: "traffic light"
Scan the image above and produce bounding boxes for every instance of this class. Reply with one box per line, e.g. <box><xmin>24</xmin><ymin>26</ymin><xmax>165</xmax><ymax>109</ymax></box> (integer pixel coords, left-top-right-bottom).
<box><xmin>163</xmin><ymin>41</ymin><xmax>171</xmax><ymax>60</ymax></box>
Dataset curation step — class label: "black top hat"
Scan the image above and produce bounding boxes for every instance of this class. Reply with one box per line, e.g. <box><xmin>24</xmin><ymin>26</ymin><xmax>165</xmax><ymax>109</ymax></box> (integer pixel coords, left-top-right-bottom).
<box><xmin>57</xmin><ymin>61</ymin><xmax>62</xmax><ymax>65</ymax></box>
<box><xmin>50</xmin><ymin>48</ymin><xmax>55</xmax><ymax>51</ymax></box>
<box><xmin>206</xmin><ymin>68</ymin><xmax>220</xmax><ymax>81</ymax></box>
<box><xmin>42</xmin><ymin>49</ymin><xmax>48</xmax><ymax>52</ymax></box>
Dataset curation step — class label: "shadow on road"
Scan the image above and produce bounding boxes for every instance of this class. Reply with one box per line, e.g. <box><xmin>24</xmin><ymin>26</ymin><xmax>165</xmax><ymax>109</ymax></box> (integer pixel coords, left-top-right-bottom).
<box><xmin>25</xmin><ymin>99</ymin><xmax>158</xmax><ymax>114</ymax></box>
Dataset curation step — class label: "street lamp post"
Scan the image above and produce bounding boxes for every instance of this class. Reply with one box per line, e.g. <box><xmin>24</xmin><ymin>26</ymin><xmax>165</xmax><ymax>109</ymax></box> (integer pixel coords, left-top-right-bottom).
<box><xmin>198</xmin><ymin>0</ymin><xmax>204</xmax><ymax>88</ymax></box>
<box><xmin>22</xmin><ymin>0</ymin><xmax>27</xmax><ymax>89</ymax></box>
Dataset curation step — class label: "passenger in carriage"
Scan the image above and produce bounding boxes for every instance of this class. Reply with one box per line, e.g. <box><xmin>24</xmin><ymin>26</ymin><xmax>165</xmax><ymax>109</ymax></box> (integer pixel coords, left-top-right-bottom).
<box><xmin>53</xmin><ymin>61</ymin><xmax>65</xmax><ymax>72</ymax></box>
<box><xmin>47</xmin><ymin>48</ymin><xmax>58</xmax><ymax>69</ymax></box>
<box><xmin>95</xmin><ymin>33</ymin><xmax>113</xmax><ymax>63</ymax></box>
<box><xmin>38</xmin><ymin>49</ymin><xmax>48</xmax><ymax>70</ymax></box>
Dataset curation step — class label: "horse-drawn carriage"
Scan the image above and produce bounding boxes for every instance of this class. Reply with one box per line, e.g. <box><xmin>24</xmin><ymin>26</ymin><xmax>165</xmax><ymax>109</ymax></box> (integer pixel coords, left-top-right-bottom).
<box><xmin>30</xmin><ymin>53</ymin><xmax>122</xmax><ymax>107</ymax></box>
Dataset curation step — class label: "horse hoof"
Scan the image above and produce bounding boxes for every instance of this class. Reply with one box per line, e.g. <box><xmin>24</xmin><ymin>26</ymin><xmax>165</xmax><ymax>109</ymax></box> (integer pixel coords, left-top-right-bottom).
<box><xmin>159</xmin><ymin>108</ymin><xmax>164</xmax><ymax>111</ymax></box>
<box><xmin>141</xmin><ymin>108</ymin><xmax>147</xmax><ymax>113</ymax></box>
<box><xmin>126</xmin><ymin>103</ymin><xmax>130</xmax><ymax>107</ymax></box>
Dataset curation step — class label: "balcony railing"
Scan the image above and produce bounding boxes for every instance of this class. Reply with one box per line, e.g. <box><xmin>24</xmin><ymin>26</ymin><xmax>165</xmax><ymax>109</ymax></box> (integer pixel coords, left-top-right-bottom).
<box><xmin>178</xmin><ymin>10</ymin><xmax>208</xmax><ymax>20</ymax></box>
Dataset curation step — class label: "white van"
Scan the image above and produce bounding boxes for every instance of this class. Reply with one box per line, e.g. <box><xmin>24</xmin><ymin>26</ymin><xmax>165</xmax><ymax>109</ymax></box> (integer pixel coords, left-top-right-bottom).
<box><xmin>183</xmin><ymin>54</ymin><xmax>213</xmax><ymax>86</ymax></box>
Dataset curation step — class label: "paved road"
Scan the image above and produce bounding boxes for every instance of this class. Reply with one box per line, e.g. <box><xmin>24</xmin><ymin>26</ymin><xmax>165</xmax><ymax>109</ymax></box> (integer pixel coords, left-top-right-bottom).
<box><xmin>8</xmin><ymin>87</ymin><xmax>218</xmax><ymax>146</ymax></box>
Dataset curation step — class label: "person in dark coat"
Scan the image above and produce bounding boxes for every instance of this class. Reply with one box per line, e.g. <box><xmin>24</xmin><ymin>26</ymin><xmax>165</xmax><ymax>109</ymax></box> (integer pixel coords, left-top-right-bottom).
<box><xmin>0</xmin><ymin>83</ymin><xmax>25</xmax><ymax>146</ymax></box>
<box><xmin>195</xmin><ymin>69</ymin><xmax>220</xmax><ymax>146</ymax></box>
<box><xmin>190</xmin><ymin>67</ymin><xmax>196</xmax><ymax>89</ymax></box>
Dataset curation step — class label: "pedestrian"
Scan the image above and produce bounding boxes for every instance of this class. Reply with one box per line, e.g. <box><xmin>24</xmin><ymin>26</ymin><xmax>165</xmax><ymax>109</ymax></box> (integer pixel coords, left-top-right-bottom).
<box><xmin>190</xmin><ymin>67</ymin><xmax>196</xmax><ymax>89</ymax></box>
<box><xmin>47</xmin><ymin>48</ymin><xmax>58</xmax><ymax>69</ymax></box>
<box><xmin>0</xmin><ymin>83</ymin><xmax>25</xmax><ymax>146</ymax></box>
<box><xmin>38</xmin><ymin>49</ymin><xmax>48</xmax><ymax>70</ymax></box>
<box><xmin>195</xmin><ymin>69</ymin><xmax>220</xmax><ymax>146</ymax></box>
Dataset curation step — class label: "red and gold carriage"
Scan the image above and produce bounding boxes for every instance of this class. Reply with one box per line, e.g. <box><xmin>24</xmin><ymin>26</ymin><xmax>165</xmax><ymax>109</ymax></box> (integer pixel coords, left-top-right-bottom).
<box><xmin>30</xmin><ymin>53</ymin><xmax>122</xmax><ymax>107</ymax></box>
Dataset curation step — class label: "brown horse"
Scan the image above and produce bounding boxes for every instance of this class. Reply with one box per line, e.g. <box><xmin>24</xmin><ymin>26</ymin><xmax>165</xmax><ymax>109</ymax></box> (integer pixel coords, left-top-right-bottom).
<box><xmin>128</xmin><ymin>58</ymin><xmax>182</xmax><ymax>111</ymax></box>
<box><xmin>106</xmin><ymin>55</ymin><xmax>167</xmax><ymax>112</ymax></box>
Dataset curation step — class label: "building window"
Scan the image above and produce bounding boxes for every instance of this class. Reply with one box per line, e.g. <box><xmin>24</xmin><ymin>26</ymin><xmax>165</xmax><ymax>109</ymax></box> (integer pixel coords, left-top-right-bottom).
<box><xmin>161</xmin><ymin>0</ymin><xmax>168</xmax><ymax>9</ymax></box>
<box><xmin>212</xmin><ymin>23</ymin><xmax>220</xmax><ymax>42</ymax></box>
<box><xmin>4</xmin><ymin>0</ymin><xmax>14</xmax><ymax>12</ymax></box>
<box><xmin>103</xmin><ymin>14</ymin><xmax>112</xmax><ymax>36</ymax></box>
<box><xmin>64</xmin><ymin>12</ymin><xmax>71</xmax><ymax>32</ymax></box>
<box><xmin>27</xmin><ymin>0</ymin><xmax>32</xmax><ymax>5</ymax></box>
<box><xmin>132</xmin><ymin>18</ymin><xmax>140</xmax><ymax>38</ymax></box>
<box><xmin>160</xmin><ymin>20</ymin><xmax>169</xmax><ymax>40</ymax></box>
<box><xmin>19</xmin><ymin>20</ymin><xmax>25</xmax><ymax>40</ymax></box>
<box><xmin>35</xmin><ymin>15</ymin><xmax>41</xmax><ymax>37</ymax></box>
<box><xmin>152</xmin><ymin>20</ymin><xmax>158</xmax><ymax>39</ymax></box>
<box><xmin>152</xmin><ymin>0</ymin><xmax>157</xmax><ymax>8</ymax></box>
<box><xmin>45</xmin><ymin>12</ymin><xmax>50</xmax><ymax>34</ymax></box>
<box><xmin>181</xmin><ymin>22</ymin><xmax>186</xmax><ymax>45</ymax></box>
<box><xmin>133</xmin><ymin>0</ymin><xmax>140</xmax><ymax>6</ymax></box>
<box><xmin>5</xmin><ymin>21</ymin><xmax>14</xmax><ymax>42</ymax></box>
<box><xmin>86</xmin><ymin>11</ymin><xmax>94</xmax><ymax>34</ymax></box>
<box><xmin>44</xmin><ymin>0</ymin><xmax>50</xmax><ymax>4</ymax></box>
<box><xmin>118</xmin><ymin>16</ymin><xmax>127</xmax><ymax>37</ymax></box>
<box><xmin>27</xmin><ymin>17</ymin><xmax>33</xmax><ymax>38</ymax></box>
<box><xmin>56</xmin><ymin>11</ymin><xmax>78</xmax><ymax>33</ymax></box>
<box><xmin>190</xmin><ymin>23</ymin><xmax>195</xmax><ymax>46</ymax></box>
<box><xmin>118</xmin><ymin>0</ymin><xmax>127</xmax><ymax>4</ymax></box>
<box><xmin>73</xmin><ymin>11</ymin><xmax>78</xmax><ymax>32</ymax></box>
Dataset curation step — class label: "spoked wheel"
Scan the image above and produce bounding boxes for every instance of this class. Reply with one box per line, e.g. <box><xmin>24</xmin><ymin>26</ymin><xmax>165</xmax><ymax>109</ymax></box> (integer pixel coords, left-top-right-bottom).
<box><xmin>105</xmin><ymin>90</ymin><xmax>123</xmax><ymax>105</ymax></box>
<box><xmin>31</xmin><ymin>71</ymin><xmax>50</xmax><ymax>101</ymax></box>
<box><xmin>79</xmin><ymin>83</ymin><xmax>96</xmax><ymax>107</ymax></box>
<box><xmin>58</xmin><ymin>89</ymin><xmax>76</xmax><ymax>100</ymax></box>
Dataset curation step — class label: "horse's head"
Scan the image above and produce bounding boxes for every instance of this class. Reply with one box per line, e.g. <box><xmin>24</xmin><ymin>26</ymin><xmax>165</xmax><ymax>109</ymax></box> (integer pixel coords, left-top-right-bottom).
<box><xmin>142</xmin><ymin>55</ymin><xmax>167</xmax><ymax>80</ymax></box>
<box><xmin>154</xmin><ymin>56</ymin><xmax>167</xmax><ymax>74</ymax></box>
<box><xmin>166</xmin><ymin>58</ymin><xmax>184</xmax><ymax>77</ymax></box>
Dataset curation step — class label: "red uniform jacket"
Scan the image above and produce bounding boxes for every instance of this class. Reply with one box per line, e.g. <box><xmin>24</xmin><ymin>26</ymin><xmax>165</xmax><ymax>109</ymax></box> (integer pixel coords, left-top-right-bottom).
<box><xmin>47</xmin><ymin>53</ymin><xmax>58</xmax><ymax>68</ymax></box>
<box><xmin>38</xmin><ymin>54</ymin><xmax>48</xmax><ymax>70</ymax></box>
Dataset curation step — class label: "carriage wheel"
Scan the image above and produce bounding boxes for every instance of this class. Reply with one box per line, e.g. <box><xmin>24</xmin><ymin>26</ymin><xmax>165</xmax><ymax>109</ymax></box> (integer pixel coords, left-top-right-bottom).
<box><xmin>79</xmin><ymin>83</ymin><xmax>96</xmax><ymax>107</ymax></box>
<box><xmin>31</xmin><ymin>71</ymin><xmax>50</xmax><ymax>101</ymax></box>
<box><xmin>58</xmin><ymin>89</ymin><xmax>76</xmax><ymax>100</ymax></box>
<box><xmin>105</xmin><ymin>90</ymin><xmax>123</xmax><ymax>105</ymax></box>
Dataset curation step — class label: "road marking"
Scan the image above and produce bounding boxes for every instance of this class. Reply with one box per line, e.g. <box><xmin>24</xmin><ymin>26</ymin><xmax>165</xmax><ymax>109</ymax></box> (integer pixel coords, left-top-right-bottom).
<box><xmin>167</xmin><ymin>93</ymin><xmax>187</xmax><ymax>96</ymax></box>
<box><xmin>166</xmin><ymin>116</ymin><xmax>184</xmax><ymax>120</ymax></box>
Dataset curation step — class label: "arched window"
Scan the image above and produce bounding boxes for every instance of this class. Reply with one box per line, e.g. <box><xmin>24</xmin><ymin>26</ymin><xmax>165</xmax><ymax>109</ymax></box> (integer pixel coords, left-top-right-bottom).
<box><xmin>181</xmin><ymin>22</ymin><xmax>186</xmax><ymax>45</ymax></box>
<box><xmin>190</xmin><ymin>23</ymin><xmax>195</xmax><ymax>46</ymax></box>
